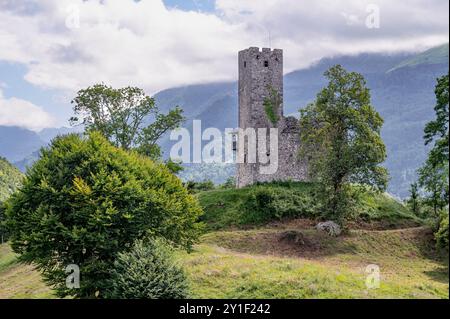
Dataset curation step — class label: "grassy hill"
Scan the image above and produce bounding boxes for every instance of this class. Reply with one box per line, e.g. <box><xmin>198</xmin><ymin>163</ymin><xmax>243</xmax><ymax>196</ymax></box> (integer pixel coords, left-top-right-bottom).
<box><xmin>180</xmin><ymin>226</ymin><xmax>448</xmax><ymax>298</ymax></box>
<box><xmin>0</xmin><ymin>183</ymin><xmax>447</xmax><ymax>299</ymax></box>
<box><xmin>197</xmin><ymin>182</ymin><xmax>420</xmax><ymax>231</ymax></box>
<box><xmin>1</xmin><ymin>224</ymin><xmax>447</xmax><ymax>299</ymax></box>
<box><xmin>0</xmin><ymin>157</ymin><xmax>23</xmax><ymax>202</ymax></box>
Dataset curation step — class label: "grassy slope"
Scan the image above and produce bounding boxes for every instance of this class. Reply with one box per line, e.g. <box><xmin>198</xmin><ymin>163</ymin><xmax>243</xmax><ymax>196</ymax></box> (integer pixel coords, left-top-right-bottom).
<box><xmin>0</xmin><ymin>157</ymin><xmax>24</xmax><ymax>202</ymax></box>
<box><xmin>187</xmin><ymin>184</ymin><xmax>446</xmax><ymax>298</ymax></box>
<box><xmin>2</xmin><ymin>226</ymin><xmax>447</xmax><ymax>299</ymax></box>
<box><xmin>0</xmin><ymin>184</ymin><xmax>446</xmax><ymax>299</ymax></box>
<box><xmin>179</xmin><ymin>226</ymin><xmax>448</xmax><ymax>299</ymax></box>
<box><xmin>0</xmin><ymin>244</ymin><xmax>54</xmax><ymax>299</ymax></box>
<box><xmin>197</xmin><ymin>182</ymin><xmax>420</xmax><ymax>230</ymax></box>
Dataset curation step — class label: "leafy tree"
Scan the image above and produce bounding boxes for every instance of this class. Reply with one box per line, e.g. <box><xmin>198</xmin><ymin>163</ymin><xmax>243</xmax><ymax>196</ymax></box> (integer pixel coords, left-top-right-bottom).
<box><xmin>418</xmin><ymin>74</ymin><xmax>449</xmax><ymax>216</ymax></box>
<box><xmin>423</xmin><ymin>74</ymin><xmax>449</xmax><ymax>166</ymax></box>
<box><xmin>165</xmin><ymin>158</ymin><xmax>184</xmax><ymax>175</ymax></box>
<box><xmin>418</xmin><ymin>160</ymin><xmax>448</xmax><ymax>215</ymax></box>
<box><xmin>435</xmin><ymin>213</ymin><xmax>449</xmax><ymax>250</ymax></box>
<box><xmin>105</xmin><ymin>239</ymin><xmax>189</xmax><ymax>299</ymax></box>
<box><xmin>408</xmin><ymin>182</ymin><xmax>420</xmax><ymax>215</ymax></box>
<box><xmin>70</xmin><ymin>84</ymin><xmax>184</xmax><ymax>159</ymax></box>
<box><xmin>299</xmin><ymin>65</ymin><xmax>388</xmax><ymax>223</ymax></box>
<box><xmin>4</xmin><ymin>132</ymin><xmax>202</xmax><ymax>298</ymax></box>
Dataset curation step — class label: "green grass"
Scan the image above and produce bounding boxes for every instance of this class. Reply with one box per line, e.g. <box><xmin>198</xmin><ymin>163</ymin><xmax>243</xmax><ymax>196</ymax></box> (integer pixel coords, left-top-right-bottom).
<box><xmin>0</xmin><ymin>243</ymin><xmax>18</xmax><ymax>273</ymax></box>
<box><xmin>0</xmin><ymin>244</ymin><xmax>55</xmax><ymax>299</ymax></box>
<box><xmin>178</xmin><ymin>226</ymin><xmax>448</xmax><ymax>299</ymax></box>
<box><xmin>1</xmin><ymin>224</ymin><xmax>448</xmax><ymax>299</ymax></box>
<box><xmin>0</xmin><ymin>183</ymin><xmax>443</xmax><ymax>299</ymax></box>
<box><xmin>197</xmin><ymin>182</ymin><xmax>419</xmax><ymax>231</ymax></box>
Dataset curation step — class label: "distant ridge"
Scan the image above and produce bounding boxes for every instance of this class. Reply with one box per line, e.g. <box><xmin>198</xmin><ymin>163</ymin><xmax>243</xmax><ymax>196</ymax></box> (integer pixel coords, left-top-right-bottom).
<box><xmin>387</xmin><ymin>43</ymin><xmax>449</xmax><ymax>73</ymax></box>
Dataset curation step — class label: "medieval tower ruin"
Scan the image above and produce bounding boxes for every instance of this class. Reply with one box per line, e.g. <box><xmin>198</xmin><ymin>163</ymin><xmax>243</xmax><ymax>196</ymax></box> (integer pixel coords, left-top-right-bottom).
<box><xmin>236</xmin><ymin>47</ymin><xmax>307</xmax><ymax>188</ymax></box>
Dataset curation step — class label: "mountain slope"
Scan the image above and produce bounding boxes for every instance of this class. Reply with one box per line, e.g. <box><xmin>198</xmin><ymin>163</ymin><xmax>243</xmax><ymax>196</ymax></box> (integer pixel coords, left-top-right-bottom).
<box><xmin>387</xmin><ymin>43</ymin><xmax>449</xmax><ymax>73</ymax></box>
<box><xmin>0</xmin><ymin>157</ymin><xmax>23</xmax><ymax>202</ymax></box>
<box><xmin>0</xmin><ymin>126</ymin><xmax>82</xmax><ymax>172</ymax></box>
<box><xmin>0</xmin><ymin>126</ymin><xmax>45</xmax><ymax>163</ymax></box>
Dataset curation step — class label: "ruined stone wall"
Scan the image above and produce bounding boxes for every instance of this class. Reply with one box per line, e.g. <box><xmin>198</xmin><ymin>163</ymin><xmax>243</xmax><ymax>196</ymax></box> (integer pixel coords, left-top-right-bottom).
<box><xmin>236</xmin><ymin>47</ymin><xmax>307</xmax><ymax>188</ymax></box>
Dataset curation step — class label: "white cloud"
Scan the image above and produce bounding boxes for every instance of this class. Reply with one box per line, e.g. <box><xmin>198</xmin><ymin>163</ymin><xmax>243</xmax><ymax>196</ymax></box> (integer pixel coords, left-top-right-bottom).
<box><xmin>0</xmin><ymin>0</ymin><xmax>448</xmax><ymax>96</ymax></box>
<box><xmin>0</xmin><ymin>90</ymin><xmax>56</xmax><ymax>131</ymax></box>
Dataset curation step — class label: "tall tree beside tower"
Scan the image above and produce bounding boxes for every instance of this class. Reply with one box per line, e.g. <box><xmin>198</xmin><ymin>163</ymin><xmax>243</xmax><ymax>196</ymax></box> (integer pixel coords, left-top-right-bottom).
<box><xmin>299</xmin><ymin>65</ymin><xmax>388</xmax><ymax>224</ymax></box>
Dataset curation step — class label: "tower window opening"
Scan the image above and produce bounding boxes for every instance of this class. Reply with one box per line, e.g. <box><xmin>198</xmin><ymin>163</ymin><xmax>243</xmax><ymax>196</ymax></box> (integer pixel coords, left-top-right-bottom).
<box><xmin>244</xmin><ymin>61</ymin><xmax>247</xmax><ymax>68</ymax></box>
<box><xmin>264</xmin><ymin>61</ymin><xmax>269</xmax><ymax>67</ymax></box>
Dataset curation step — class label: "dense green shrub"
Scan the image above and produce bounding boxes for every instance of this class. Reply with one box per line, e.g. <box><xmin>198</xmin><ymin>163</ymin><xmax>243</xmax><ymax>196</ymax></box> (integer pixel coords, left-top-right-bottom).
<box><xmin>184</xmin><ymin>180</ymin><xmax>215</xmax><ymax>193</ymax></box>
<box><xmin>220</xmin><ymin>177</ymin><xmax>236</xmax><ymax>189</ymax></box>
<box><xmin>435</xmin><ymin>213</ymin><xmax>449</xmax><ymax>250</ymax></box>
<box><xmin>240</xmin><ymin>186</ymin><xmax>317</xmax><ymax>224</ymax></box>
<box><xmin>105</xmin><ymin>239</ymin><xmax>189</xmax><ymax>299</ymax></box>
<box><xmin>4</xmin><ymin>132</ymin><xmax>202</xmax><ymax>298</ymax></box>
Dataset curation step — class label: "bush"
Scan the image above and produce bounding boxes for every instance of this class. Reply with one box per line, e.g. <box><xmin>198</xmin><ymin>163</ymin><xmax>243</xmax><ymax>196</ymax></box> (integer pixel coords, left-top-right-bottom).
<box><xmin>435</xmin><ymin>213</ymin><xmax>449</xmax><ymax>250</ymax></box>
<box><xmin>105</xmin><ymin>239</ymin><xmax>189</xmax><ymax>299</ymax></box>
<box><xmin>184</xmin><ymin>180</ymin><xmax>215</xmax><ymax>193</ymax></box>
<box><xmin>4</xmin><ymin>132</ymin><xmax>202</xmax><ymax>298</ymax></box>
<box><xmin>220</xmin><ymin>177</ymin><xmax>236</xmax><ymax>189</ymax></box>
<box><xmin>240</xmin><ymin>186</ymin><xmax>317</xmax><ymax>224</ymax></box>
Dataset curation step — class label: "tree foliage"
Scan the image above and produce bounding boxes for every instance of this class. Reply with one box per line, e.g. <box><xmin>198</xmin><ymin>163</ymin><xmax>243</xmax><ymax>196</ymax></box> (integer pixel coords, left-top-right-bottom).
<box><xmin>299</xmin><ymin>65</ymin><xmax>388</xmax><ymax>223</ymax></box>
<box><xmin>407</xmin><ymin>182</ymin><xmax>420</xmax><ymax>215</ymax></box>
<box><xmin>70</xmin><ymin>84</ymin><xmax>184</xmax><ymax>159</ymax></box>
<box><xmin>4</xmin><ymin>132</ymin><xmax>202</xmax><ymax>298</ymax></box>
<box><xmin>435</xmin><ymin>213</ymin><xmax>449</xmax><ymax>250</ymax></box>
<box><xmin>423</xmin><ymin>74</ymin><xmax>449</xmax><ymax>165</ymax></box>
<box><xmin>105</xmin><ymin>239</ymin><xmax>189</xmax><ymax>299</ymax></box>
<box><xmin>418</xmin><ymin>74</ymin><xmax>449</xmax><ymax>215</ymax></box>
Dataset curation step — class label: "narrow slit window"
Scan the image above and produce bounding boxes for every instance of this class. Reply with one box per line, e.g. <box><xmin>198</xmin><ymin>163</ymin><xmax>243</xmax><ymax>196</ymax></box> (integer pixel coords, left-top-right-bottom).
<box><xmin>244</xmin><ymin>61</ymin><xmax>247</xmax><ymax>68</ymax></box>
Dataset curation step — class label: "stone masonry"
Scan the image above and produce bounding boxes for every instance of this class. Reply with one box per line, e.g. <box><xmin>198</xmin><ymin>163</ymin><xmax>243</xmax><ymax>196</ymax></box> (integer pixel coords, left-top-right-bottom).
<box><xmin>236</xmin><ymin>47</ymin><xmax>307</xmax><ymax>188</ymax></box>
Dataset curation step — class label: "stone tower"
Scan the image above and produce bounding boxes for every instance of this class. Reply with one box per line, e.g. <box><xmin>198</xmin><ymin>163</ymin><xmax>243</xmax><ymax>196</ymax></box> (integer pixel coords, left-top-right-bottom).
<box><xmin>236</xmin><ymin>47</ymin><xmax>307</xmax><ymax>188</ymax></box>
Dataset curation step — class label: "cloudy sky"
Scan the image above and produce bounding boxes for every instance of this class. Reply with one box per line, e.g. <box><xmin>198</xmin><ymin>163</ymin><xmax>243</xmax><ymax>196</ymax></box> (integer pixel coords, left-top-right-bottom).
<box><xmin>0</xmin><ymin>0</ymin><xmax>448</xmax><ymax>130</ymax></box>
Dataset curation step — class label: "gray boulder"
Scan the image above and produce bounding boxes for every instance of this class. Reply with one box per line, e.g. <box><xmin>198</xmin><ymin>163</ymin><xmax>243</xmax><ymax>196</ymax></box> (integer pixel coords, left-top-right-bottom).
<box><xmin>316</xmin><ymin>221</ymin><xmax>341</xmax><ymax>237</ymax></box>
